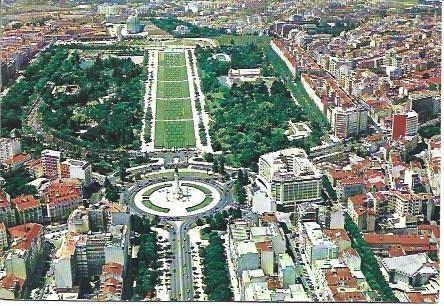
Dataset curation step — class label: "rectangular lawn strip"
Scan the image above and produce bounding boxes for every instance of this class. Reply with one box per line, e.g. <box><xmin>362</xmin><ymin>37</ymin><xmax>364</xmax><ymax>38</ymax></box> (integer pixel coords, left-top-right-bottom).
<box><xmin>154</xmin><ymin>120</ymin><xmax>196</xmax><ymax>149</ymax></box>
<box><xmin>186</xmin><ymin>196</ymin><xmax>213</xmax><ymax>212</ymax></box>
<box><xmin>155</xmin><ymin>99</ymin><xmax>193</xmax><ymax>120</ymax></box>
<box><xmin>156</xmin><ymin>80</ymin><xmax>190</xmax><ymax>99</ymax></box>
<box><xmin>158</xmin><ymin>66</ymin><xmax>188</xmax><ymax>82</ymax></box>
<box><xmin>154</xmin><ymin>50</ymin><xmax>196</xmax><ymax>149</ymax></box>
<box><xmin>141</xmin><ymin>199</ymin><xmax>170</xmax><ymax>213</ymax></box>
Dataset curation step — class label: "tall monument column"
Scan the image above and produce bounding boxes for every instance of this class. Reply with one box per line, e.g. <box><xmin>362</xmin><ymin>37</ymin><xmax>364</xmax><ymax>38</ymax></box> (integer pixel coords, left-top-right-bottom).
<box><xmin>171</xmin><ymin>166</ymin><xmax>183</xmax><ymax>200</ymax></box>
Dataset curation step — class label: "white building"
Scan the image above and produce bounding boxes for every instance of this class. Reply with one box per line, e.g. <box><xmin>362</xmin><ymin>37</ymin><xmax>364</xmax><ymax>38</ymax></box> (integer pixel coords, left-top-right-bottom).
<box><xmin>258</xmin><ymin>148</ymin><xmax>322</xmax><ymax>207</ymax></box>
<box><xmin>252</xmin><ymin>190</ymin><xmax>276</xmax><ymax>214</ymax></box>
<box><xmin>302</xmin><ymin>222</ymin><xmax>338</xmax><ymax>265</ymax></box>
<box><xmin>0</xmin><ymin>138</ymin><xmax>21</xmax><ymax>164</ymax></box>
<box><xmin>67</xmin><ymin>207</ymin><xmax>90</xmax><ymax>234</ymax></box>
<box><xmin>62</xmin><ymin>159</ymin><xmax>92</xmax><ymax>184</ymax></box>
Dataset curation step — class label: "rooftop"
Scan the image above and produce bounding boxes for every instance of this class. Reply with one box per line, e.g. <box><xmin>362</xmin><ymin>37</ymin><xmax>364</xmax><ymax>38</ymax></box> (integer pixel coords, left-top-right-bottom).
<box><xmin>7</xmin><ymin>223</ymin><xmax>42</xmax><ymax>251</ymax></box>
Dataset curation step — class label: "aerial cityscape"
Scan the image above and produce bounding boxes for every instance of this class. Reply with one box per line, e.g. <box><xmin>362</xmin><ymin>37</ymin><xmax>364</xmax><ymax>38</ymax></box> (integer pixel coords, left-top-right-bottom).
<box><xmin>0</xmin><ymin>0</ymin><xmax>441</xmax><ymax>303</ymax></box>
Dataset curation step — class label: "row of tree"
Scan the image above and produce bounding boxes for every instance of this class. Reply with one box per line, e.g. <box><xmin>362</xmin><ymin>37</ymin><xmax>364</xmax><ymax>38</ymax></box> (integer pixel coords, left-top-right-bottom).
<box><xmin>200</xmin><ymin>232</ymin><xmax>233</xmax><ymax>301</ymax></box>
<box><xmin>131</xmin><ymin>216</ymin><xmax>162</xmax><ymax>301</ymax></box>
<box><xmin>344</xmin><ymin>214</ymin><xmax>398</xmax><ymax>302</ymax></box>
<box><xmin>233</xmin><ymin>169</ymin><xmax>248</xmax><ymax>205</ymax></box>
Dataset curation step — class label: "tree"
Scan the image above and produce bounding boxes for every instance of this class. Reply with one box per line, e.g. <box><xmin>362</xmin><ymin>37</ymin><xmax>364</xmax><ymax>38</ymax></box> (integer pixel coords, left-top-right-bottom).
<box><xmin>212</xmin><ymin>159</ymin><xmax>219</xmax><ymax>173</ymax></box>
<box><xmin>219</xmin><ymin>157</ymin><xmax>225</xmax><ymax>174</ymax></box>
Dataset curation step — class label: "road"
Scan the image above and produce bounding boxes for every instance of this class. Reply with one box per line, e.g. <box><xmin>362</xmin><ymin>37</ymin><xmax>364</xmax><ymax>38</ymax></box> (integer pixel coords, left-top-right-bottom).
<box><xmin>168</xmin><ymin>220</ymin><xmax>194</xmax><ymax>301</ymax></box>
<box><xmin>125</xmin><ymin>175</ymin><xmax>234</xmax><ymax>301</ymax></box>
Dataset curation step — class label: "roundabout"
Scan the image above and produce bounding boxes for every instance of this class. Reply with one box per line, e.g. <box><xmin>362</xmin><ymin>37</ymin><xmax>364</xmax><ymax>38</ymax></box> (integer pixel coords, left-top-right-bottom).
<box><xmin>130</xmin><ymin>168</ymin><xmax>224</xmax><ymax>218</ymax></box>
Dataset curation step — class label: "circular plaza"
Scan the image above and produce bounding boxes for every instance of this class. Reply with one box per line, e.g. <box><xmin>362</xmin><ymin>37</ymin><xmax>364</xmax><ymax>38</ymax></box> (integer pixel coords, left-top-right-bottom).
<box><xmin>131</xmin><ymin>172</ymin><xmax>223</xmax><ymax>218</ymax></box>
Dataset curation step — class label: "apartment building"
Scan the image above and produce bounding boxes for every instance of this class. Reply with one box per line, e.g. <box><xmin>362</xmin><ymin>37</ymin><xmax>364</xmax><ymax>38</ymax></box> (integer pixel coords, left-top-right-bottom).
<box><xmin>11</xmin><ymin>195</ymin><xmax>43</xmax><ymax>225</ymax></box>
<box><xmin>0</xmin><ymin>193</ymin><xmax>16</xmax><ymax>227</ymax></box>
<box><xmin>258</xmin><ymin>148</ymin><xmax>322</xmax><ymax>207</ymax></box>
<box><xmin>302</xmin><ymin>222</ymin><xmax>338</xmax><ymax>265</ymax></box>
<box><xmin>41</xmin><ymin>150</ymin><xmax>62</xmax><ymax>179</ymax></box>
<box><xmin>0</xmin><ymin>138</ymin><xmax>21</xmax><ymax>164</ymax></box>
<box><xmin>0</xmin><ymin>223</ymin><xmax>8</xmax><ymax>250</ymax></box>
<box><xmin>5</xmin><ymin>223</ymin><xmax>43</xmax><ymax>279</ymax></box>
<box><xmin>61</xmin><ymin>159</ymin><xmax>92</xmax><ymax>185</ymax></box>
<box><xmin>43</xmin><ymin>179</ymin><xmax>83</xmax><ymax>221</ymax></box>
<box><xmin>278</xmin><ymin>254</ymin><xmax>296</xmax><ymax>288</ymax></box>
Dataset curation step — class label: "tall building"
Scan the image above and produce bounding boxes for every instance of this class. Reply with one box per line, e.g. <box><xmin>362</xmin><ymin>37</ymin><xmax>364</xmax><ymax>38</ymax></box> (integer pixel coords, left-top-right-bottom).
<box><xmin>41</xmin><ymin>150</ymin><xmax>62</xmax><ymax>179</ymax></box>
<box><xmin>0</xmin><ymin>222</ymin><xmax>8</xmax><ymax>250</ymax></box>
<box><xmin>328</xmin><ymin>105</ymin><xmax>368</xmax><ymax>139</ymax></box>
<box><xmin>392</xmin><ymin>111</ymin><xmax>419</xmax><ymax>140</ymax></box>
<box><xmin>258</xmin><ymin>148</ymin><xmax>322</xmax><ymax>207</ymax></box>
<box><xmin>0</xmin><ymin>138</ymin><xmax>21</xmax><ymax>164</ymax></box>
<box><xmin>0</xmin><ymin>193</ymin><xmax>16</xmax><ymax>228</ymax></box>
<box><xmin>126</xmin><ymin>15</ymin><xmax>142</xmax><ymax>34</ymax></box>
<box><xmin>61</xmin><ymin>159</ymin><xmax>92</xmax><ymax>185</ymax></box>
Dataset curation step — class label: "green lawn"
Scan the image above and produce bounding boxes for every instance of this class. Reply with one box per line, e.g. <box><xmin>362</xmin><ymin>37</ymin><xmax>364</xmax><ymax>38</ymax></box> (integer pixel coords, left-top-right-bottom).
<box><xmin>157</xmin><ymin>80</ymin><xmax>190</xmax><ymax>99</ymax></box>
<box><xmin>215</xmin><ymin>35</ymin><xmax>271</xmax><ymax>49</ymax></box>
<box><xmin>154</xmin><ymin>50</ymin><xmax>196</xmax><ymax>149</ymax></box>
<box><xmin>155</xmin><ymin>98</ymin><xmax>193</xmax><ymax>120</ymax></box>
<box><xmin>154</xmin><ymin>120</ymin><xmax>196</xmax><ymax>149</ymax></box>
<box><xmin>157</xmin><ymin>65</ymin><xmax>188</xmax><ymax>82</ymax></box>
<box><xmin>141</xmin><ymin>199</ymin><xmax>170</xmax><ymax>213</ymax></box>
<box><xmin>158</xmin><ymin>51</ymin><xmax>186</xmax><ymax>66</ymax></box>
<box><xmin>186</xmin><ymin>196</ymin><xmax>213</xmax><ymax>212</ymax></box>
<box><xmin>142</xmin><ymin>183</ymin><xmax>172</xmax><ymax>197</ymax></box>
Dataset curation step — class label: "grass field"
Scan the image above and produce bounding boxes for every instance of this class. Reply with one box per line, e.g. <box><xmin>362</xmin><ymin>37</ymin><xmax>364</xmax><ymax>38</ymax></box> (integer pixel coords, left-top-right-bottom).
<box><xmin>157</xmin><ymin>80</ymin><xmax>190</xmax><ymax>99</ymax></box>
<box><xmin>154</xmin><ymin>50</ymin><xmax>196</xmax><ymax>149</ymax></box>
<box><xmin>186</xmin><ymin>196</ymin><xmax>213</xmax><ymax>212</ymax></box>
<box><xmin>154</xmin><ymin>119</ymin><xmax>196</xmax><ymax>148</ymax></box>
<box><xmin>142</xmin><ymin>199</ymin><xmax>170</xmax><ymax>213</ymax></box>
<box><xmin>215</xmin><ymin>35</ymin><xmax>271</xmax><ymax>49</ymax></box>
<box><xmin>155</xmin><ymin>98</ymin><xmax>193</xmax><ymax>120</ymax></box>
<box><xmin>157</xmin><ymin>66</ymin><xmax>188</xmax><ymax>82</ymax></box>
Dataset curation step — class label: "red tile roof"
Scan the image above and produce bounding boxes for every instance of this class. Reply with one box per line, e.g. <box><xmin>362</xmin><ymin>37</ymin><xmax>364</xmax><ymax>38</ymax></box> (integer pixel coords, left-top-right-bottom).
<box><xmin>364</xmin><ymin>234</ymin><xmax>430</xmax><ymax>247</ymax></box>
<box><xmin>102</xmin><ymin>262</ymin><xmax>123</xmax><ymax>277</ymax></box>
<box><xmin>45</xmin><ymin>180</ymin><xmax>82</xmax><ymax>207</ymax></box>
<box><xmin>407</xmin><ymin>292</ymin><xmax>438</xmax><ymax>303</ymax></box>
<box><xmin>417</xmin><ymin>224</ymin><xmax>440</xmax><ymax>239</ymax></box>
<box><xmin>0</xmin><ymin>275</ymin><xmax>25</xmax><ymax>291</ymax></box>
<box><xmin>101</xmin><ymin>277</ymin><xmax>122</xmax><ymax>294</ymax></box>
<box><xmin>255</xmin><ymin>241</ymin><xmax>273</xmax><ymax>252</ymax></box>
<box><xmin>323</xmin><ymin>229</ymin><xmax>351</xmax><ymax>242</ymax></box>
<box><xmin>333</xmin><ymin>290</ymin><xmax>367</xmax><ymax>302</ymax></box>
<box><xmin>324</xmin><ymin>267</ymin><xmax>357</xmax><ymax>289</ymax></box>
<box><xmin>388</xmin><ymin>246</ymin><xmax>406</xmax><ymax>257</ymax></box>
<box><xmin>4</xmin><ymin>154</ymin><xmax>31</xmax><ymax>166</ymax></box>
<box><xmin>7</xmin><ymin>223</ymin><xmax>42</xmax><ymax>251</ymax></box>
<box><xmin>11</xmin><ymin>195</ymin><xmax>40</xmax><ymax>211</ymax></box>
